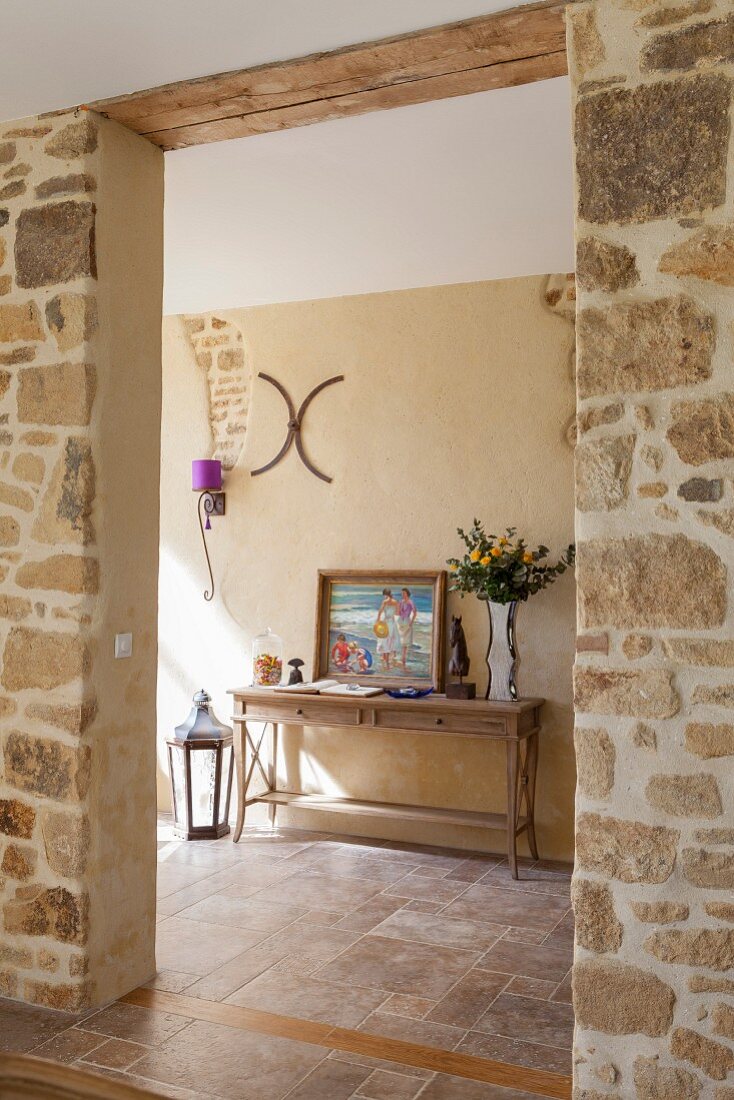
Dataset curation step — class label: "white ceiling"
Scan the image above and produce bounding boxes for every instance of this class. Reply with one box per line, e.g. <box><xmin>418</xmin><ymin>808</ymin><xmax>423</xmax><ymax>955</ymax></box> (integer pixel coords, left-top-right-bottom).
<box><xmin>1</xmin><ymin>0</ymin><xmax>536</xmax><ymax>122</ymax></box>
<box><xmin>164</xmin><ymin>77</ymin><xmax>574</xmax><ymax>315</ymax></box>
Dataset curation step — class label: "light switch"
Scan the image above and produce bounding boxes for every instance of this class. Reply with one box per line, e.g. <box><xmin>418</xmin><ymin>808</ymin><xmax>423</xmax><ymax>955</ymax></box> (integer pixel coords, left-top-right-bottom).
<box><xmin>114</xmin><ymin>633</ymin><xmax>133</xmax><ymax>659</ymax></box>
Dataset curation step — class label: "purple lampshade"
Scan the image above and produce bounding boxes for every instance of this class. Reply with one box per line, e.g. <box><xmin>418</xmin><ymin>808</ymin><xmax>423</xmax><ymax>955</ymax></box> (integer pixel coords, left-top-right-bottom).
<box><xmin>192</xmin><ymin>459</ymin><xmax>222</xmax><ymax>493</ymax></box>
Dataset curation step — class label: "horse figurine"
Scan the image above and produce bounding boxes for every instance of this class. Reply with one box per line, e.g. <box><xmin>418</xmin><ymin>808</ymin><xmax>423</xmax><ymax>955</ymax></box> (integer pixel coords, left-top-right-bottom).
<box><xmin>447</xmin><ymin>615</ymin><xmax>476</xmax><ymax>699</ymax></box>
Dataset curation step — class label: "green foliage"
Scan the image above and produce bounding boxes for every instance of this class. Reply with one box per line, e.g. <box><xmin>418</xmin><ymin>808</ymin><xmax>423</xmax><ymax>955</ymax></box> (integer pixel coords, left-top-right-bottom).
<box><xmin>447</xmin><ymin>521</ymin><xmax>575</xmax><ymax>606</ymax></box>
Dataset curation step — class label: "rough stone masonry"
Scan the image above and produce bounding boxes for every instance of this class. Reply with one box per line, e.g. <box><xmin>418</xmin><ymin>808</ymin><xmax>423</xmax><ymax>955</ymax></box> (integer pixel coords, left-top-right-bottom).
<box><xmin>569</xmin><ymin>0</ymin><xmax>734</xmax><ymax>1095</ymax></box>
<box><xmin>0</xmin><ymin>115</ymin><xmax>100</xmax><ymax>1011</ymax></box>
<box><xmin>0</xmin><ymin>110</ymin><xmax>162</xmax><ymax>1011</ymax></box>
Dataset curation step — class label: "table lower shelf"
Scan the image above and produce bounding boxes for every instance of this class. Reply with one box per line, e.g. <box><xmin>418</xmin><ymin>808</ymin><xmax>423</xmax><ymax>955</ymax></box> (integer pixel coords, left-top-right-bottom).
<box><xmin>248</xmin><ymin>790</ymin><xmax>529</xmax><ymax>835</ymax></box>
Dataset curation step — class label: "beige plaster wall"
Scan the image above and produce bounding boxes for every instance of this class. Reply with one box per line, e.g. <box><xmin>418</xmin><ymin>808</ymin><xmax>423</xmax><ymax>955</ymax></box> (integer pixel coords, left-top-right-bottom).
<box><xmin>159</xmin><ymin>275</ymin><xmax>577</xmax><ymax>862</ymax></box>
<box><xmin>568</xmin><ymin>0</ymin><xmax>734</xmax><ymax>1093</ymax></box>
<box><xmin>0</xmin><ymin>110</ymin><xmax>163</xmax><ymax>1009</ymax></box>
<box><xmin>85</xmin><ymin>118</ymin><xmax>163</xmax><ymax>1004</ymax></box>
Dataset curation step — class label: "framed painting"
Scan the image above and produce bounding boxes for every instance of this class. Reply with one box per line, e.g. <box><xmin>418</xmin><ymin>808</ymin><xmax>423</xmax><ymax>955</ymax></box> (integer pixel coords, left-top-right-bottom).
<box><xmin>314</xmin><ymin>570</ymin><xmax>446</xmax><ymax>690</ymax></box>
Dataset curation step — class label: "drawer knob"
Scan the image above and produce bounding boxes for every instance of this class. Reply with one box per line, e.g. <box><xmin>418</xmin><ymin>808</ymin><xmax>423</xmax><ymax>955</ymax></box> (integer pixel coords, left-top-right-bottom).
<box><xmin>435</xmin><ymin>717</ymin><xmax>443</xmax><ymax>726</ymax></box>
<box><xmin>296</xmin><ymin>708</ymin><xmax>303</xmax><ymax>716</ymax></box>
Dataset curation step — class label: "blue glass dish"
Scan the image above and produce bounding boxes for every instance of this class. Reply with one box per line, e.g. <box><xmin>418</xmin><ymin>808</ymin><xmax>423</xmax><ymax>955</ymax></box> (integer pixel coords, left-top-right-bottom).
<box><xmin>384</xmin><ymin>687</ymin><xmax>434</xmax><ymax>699</ymax></box>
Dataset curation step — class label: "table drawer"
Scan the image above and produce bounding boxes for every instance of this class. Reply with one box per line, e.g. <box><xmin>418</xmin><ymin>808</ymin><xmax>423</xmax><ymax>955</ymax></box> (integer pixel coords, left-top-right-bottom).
<box><xmin>373</xmin><ymin>707</ymin><xmax>507</xmax><ymax>737</ymax></box>
<box><xmin>242</xmin><ymin>700</ymin><xmax>360</xmax><ymax>726</ymax></box>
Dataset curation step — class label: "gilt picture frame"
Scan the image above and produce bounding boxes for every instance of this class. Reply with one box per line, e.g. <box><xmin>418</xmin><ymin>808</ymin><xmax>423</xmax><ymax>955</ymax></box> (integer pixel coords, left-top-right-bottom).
<box><xmin>314</xmin><ymin>570</ymin><xmax>446</xmax><ymax>690</ymax></box>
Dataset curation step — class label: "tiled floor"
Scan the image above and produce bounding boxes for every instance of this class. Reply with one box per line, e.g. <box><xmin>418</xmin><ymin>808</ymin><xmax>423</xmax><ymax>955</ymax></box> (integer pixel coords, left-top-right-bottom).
<box><xmin>0</xmin><ymin>819</ymin><xmax>574</xmax><ymax>1099</ymax></box>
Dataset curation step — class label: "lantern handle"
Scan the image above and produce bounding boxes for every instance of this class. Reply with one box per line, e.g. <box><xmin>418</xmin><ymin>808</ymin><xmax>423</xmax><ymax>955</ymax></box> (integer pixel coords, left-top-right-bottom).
<box><xmin>197</xmin><ymin>492</ymin><xmax>217</xmax><ymax>601</ymax></box>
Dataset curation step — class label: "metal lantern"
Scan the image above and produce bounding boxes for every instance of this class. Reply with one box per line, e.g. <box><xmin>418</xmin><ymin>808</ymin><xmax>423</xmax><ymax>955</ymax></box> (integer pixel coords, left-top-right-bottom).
<box><xmin>167</xmin><ymin>689</ymin><xmax>234</xmax><ymax>840</ymax></box>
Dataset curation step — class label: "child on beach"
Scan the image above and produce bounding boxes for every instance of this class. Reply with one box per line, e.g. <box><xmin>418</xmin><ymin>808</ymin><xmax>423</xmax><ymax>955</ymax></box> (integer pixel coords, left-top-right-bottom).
<box><xmin>331</xmin><ymin>633</ymin><xmax>350</xmax><ymax>671</ymax></box>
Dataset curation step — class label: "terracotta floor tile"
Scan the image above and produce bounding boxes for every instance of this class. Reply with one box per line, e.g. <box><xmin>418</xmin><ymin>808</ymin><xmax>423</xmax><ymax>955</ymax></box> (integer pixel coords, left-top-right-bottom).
<box><xmin>228</xmin><ymin>841</ymin><xmax>316</xmax><ymax>860</ymax></box>
<box><xmin>217</xmin><ymin>863</ymin><xmax>296</xmax><ymax>889</ymax></box>
<box><xmin>160</xmin><ymin>844</ymin><xmax>242</xmax><ymax>871</ymax></box>
<box><xmin>476</xmin><ymin>938</ymin><xmax>572</xmax><ymax>983</ymax></box>
<box><xmin>478</xmin><ymin>862</ymin><xmax>571</xmax><ymax>898</ymax></box>
<box><xmin>420</xmin><ymin>1073</ymin><xmax>541</xmax><ymax>1100</ymax></box>
<box><xmin>327</xmin><ymin>1048</ymin><xmax>433</xmax><ymax>1080</ymax></box>
<box><xmin>383</xmin><ymin>877</ymin><xmax>468</xmax><ymax>904</ymax></box>
<box><xmin>426</xmin><ymin>970</ymin><xmax>510</xmax><ymax>1029</ymax></box>
<box><xmin>145</xmin><ymin>970</ymin><xmax>197</xmax><ymax>994</ymax></box>
<box><xmin>131</xmin><ymin>1018</ymin><xmax>325</xmax><ymax>1100</ymax></box>
<box><xmin>445</xmin><ymin>861</ymin><xmax>501</xmax><ymax>884</ymax></box>
<box><xmin>402</xmin><ymin>899</ymin><xmax>446</xmax><ymax>914</ymax></box>
<box><xmin>356</xmin><ymin>1067</ymin><xmax>427</xmax><ymax>1099</ymax></box>
<box><xmin>295</xmin><ymin>909</ymin><xmax>345</xmax><ymax>926</ymax></box>
<box><xmin>357</xmin><ymin>1009</ymin><xmax>465</xmax><ymax>1051</ymax></box>
<box><xmin>81</xmin><ymin>1003</ymin><xmax>192</xmax><ymax>1047</ymax></box>
<box><xmin>371</xmin><ymin>910</ymin><xmax>501</xmax><ymax>952</ymax></box>
<box><xmin>334</xmin><ymin>895</ymin><xmax>406</xmax><ymax>933</ymax></box>
<box><xmin>270</xmin><ymin>956</ymin><xmax>322</xmax><ymax>977</ymax></box>
<box><xmin>475</xmin><ymin>993</ymin><xmax>575</xmax><ymax>1049</ymax></box>
<box><xmin>505</xmin><ymin>976</ymin><xmax>558</xmax><ymax>1000</ymax></box>
<box><xmin>304</xmin><ymin>851</ymin><xmax>413</xmax><ymax>884</ymax></box>
<box><xmin>406</xmin><ymin>865</ymin><xmax>452</xmax><ymax>880</ymax></box>
<box><xmin>457</xmin><ymin>1029</ymin><xmax>572</xmax><ymax>1075</ymax></box>
<box><xmin>316</xmin><ymin>935</ymin><xmax>479</xmax><ymax>1000</ymax></box>
<box><xmin>157</xmin><ymin>875</ymin><xmax>260</xmax><ymax>917</ymax></box>
<box><xmin>443</xmin><ymin>886</ymin><xmax>569</xmax><ymax>933</ymax></box>
<box><xmin>255</xmin><ymin>920</ymin><xmax>361</xmax><ymax>964</ymax></box>
<box><xmin>381</xmin><ymin>993</ymin><xmax>437</xmax><ymax>1019</ymax></box>
<box><xmin>31</xmin><ymin>1028</ymin><xmax>106</xmax><ymax>1064</ymax></box>
<box><xmin>179</xmin><ymin>892</ymin><xmax>308</xmax><ymax>932</ymax></box>
<box><xmin>225</xmin><ymin>970</ymin><xmax>388</xmax><ymax>1028</ymax></box>
<box><xmin>156</xmin><ymin>916</ymin><xmax>267</xmax><ymax>975</ymax></box>
<box><xmin>252</xmin><ymin>870</ymin><xmax>386</xmax><ymax>914</ymax></box>
<box><xmin>378</xmin><ymin>842</ymin><xmax>477</xmax><ymax>867</ymax></box>
<box><xmin>81</xmin><ymin>1036</ymin><xmax>149</xmax><ymax>1070</ymax></box>
<box><xmin>156</xmin><ymin>863</ymin><xmax>217</xmax><ymax>899</ymax></box>
<box><xmin>0</xmin><ymin>999</ymin><xmax>72</xmax><ymax>1054</ymax></box>
<box><xmin>501</xmin><ymin>929</ymin><xmax>547</xmax><ymax>945</ymax></box>
<box><xmin>283</xmin><ymin>1057</ymin><xmax>371</xmax><ymax>1099</ymax></box>
<box><xmin>184</xmin><ymin>943</ymin><xmax>287</xmax><ymax>1001</ymax></box>
<box><xmin>551</xmin><ymin>970</ymin><xmax>573</xmax><ymax>1004</ymax></box>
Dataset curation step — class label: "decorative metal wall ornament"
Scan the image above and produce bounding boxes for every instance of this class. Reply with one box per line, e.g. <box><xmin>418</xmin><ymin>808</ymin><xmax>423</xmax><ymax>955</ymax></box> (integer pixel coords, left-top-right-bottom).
<box><xmin>251</xmin><ymin>372</ymin><xmax>344</xmax><ymax>483</ymax></box>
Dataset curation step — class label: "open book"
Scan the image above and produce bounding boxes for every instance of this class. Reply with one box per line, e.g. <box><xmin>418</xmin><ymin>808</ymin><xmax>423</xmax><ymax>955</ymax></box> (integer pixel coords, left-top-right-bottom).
<box><xmin>272</xmin><ymin>680</ymin><xmax>383</xmax><ymax>697</ymax></box>
<box><xmin>320</xmin><ymin>683</ymin><xmax>384</xmax><ymax>697</ymax></box>
<box><xmin>273</xmin><ymin>680</ymin><xmax>338</xmax><ymax>694</ymax></box>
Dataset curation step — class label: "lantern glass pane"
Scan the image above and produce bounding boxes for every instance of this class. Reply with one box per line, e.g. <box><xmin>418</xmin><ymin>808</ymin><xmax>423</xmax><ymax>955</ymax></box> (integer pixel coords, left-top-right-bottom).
<box><xmin>218</xmin><ymin>744</ymin><xmax>233</xmax><ymax>827</ymax></box>
<box><xmin>190</xmin><ymin>746</ymin><xmax>217</xmax><ymax>828</ymax></box>
<box><xmin>170</xmin><ymin>745</ymin><xmax>187</xmax><ymax>831</ymax></box>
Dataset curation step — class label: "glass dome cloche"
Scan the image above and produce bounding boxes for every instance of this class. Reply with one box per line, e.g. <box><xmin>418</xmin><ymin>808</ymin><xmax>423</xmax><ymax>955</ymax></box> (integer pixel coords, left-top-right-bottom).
<box><xmin>252</xmin><ymin>627</ymin><xmax>283</xmax><ymax>686</ymax></box>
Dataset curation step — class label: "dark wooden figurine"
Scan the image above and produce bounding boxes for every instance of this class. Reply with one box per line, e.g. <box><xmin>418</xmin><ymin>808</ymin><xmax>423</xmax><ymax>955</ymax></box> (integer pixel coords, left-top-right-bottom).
<box><xmin>288</xmin><ymin>658</ymin><xmax>305</xmax><ymax>685</ymax></box>
<box><xmin>446</xmin><ymin>615</ymin><xmax>476</xmax><ymax>699</ymax></box>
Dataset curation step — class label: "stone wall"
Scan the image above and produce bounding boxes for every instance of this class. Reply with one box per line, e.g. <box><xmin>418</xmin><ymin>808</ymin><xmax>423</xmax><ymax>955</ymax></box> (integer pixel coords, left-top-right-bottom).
<box><xmin>0</xmin><ymin>111</ymin><xmax>163</xmax><ymax>1009</ymax></box>
<box><xmin>569</xmin><ymin>1</ymin><xmax>734</xmax><ymax>1095</ymax></box>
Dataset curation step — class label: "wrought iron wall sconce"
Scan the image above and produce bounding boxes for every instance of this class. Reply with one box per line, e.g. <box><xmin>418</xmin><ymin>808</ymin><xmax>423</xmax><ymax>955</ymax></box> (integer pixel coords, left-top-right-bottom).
<box><xmin>192</xmin><ymin>459</ymin><xmax>225</xmax><ymax>601</ymax></box>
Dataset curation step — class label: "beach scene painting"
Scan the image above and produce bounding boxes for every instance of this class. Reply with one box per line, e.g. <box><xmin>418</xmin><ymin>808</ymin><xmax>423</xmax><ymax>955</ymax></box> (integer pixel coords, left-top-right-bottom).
<box><xmin>314</xmin><ymin>571</ymin><xmax>446</xmax><ymax>689</ymax></box>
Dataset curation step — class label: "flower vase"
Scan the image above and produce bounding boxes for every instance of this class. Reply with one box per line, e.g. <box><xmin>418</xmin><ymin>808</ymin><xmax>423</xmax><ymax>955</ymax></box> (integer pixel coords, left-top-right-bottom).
<box><xmin>485</xmin><ymin>600</ymin><xmax>519</xmax><ymax>701</ymax></box>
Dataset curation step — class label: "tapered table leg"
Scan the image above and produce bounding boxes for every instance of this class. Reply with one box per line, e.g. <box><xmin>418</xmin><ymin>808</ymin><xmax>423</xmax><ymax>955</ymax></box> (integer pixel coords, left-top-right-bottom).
<box><xmin>506</xmin><ymin>739</ymin><xmax>520</xmax><ymax>879</ymax></box>
<box><xmin>233</xmin><ymin>719</ymin><xmax>246</xmax><ymax>843</ymax></box>
<box><xmin>269</xmin><ymin>722</ymin><xmax>278</xmax><ymax>827</ymax></box>
<box><xmin>525</xmin><ymin>731</ymin><xmax>540</xmax><ymax>861</ymax></box>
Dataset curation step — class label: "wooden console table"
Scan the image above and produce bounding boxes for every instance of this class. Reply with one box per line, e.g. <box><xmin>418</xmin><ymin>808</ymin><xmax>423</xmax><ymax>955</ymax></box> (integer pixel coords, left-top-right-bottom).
<box><xmin>228</xmin><ymin>689</ymin><xmax>543</xmax><ymax>878</ymax></box>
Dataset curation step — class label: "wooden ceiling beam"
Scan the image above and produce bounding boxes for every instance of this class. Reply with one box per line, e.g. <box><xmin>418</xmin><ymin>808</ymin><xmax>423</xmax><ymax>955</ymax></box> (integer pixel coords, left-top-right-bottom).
<box><xmin>89</xmin><ymin>1</ymin><xmax>568</xmax><ymax>152</ymax></box>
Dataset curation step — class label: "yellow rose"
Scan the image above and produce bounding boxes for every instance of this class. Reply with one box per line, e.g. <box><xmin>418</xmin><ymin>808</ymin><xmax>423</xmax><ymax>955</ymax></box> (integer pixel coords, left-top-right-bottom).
<box><xmin>470</xmin><ymin>550</ymin><xmax>481</xmax><ymax>563</ymax></box>
<box><xmin>490</xmin><ymin>547</ymin><xmax>502</xmax><ymax>558</ymax></box>
<box><xmin>523</xmin><ymin>551</ymin><xmax>534</xmax><ymax>564</ymax></box>
<box><xmin>480</xmin><ymin>556</ymin><xmax>491</xmax><ymax>566</ymax></box>
<box><xmin>498</xmin><ymin>537</ymin><xmax>508</xmax><ymax>546</ymax></box>
<box><xmin>449</xmin><ymin>563</ymin><xmax>458</xmax><ymax>571</ymax></box>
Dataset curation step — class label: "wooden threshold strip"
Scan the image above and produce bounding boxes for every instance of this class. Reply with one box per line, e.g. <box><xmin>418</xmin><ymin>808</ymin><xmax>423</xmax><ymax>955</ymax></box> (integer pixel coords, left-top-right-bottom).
<box><xmin>122</xmin><ymin>986</ymin><xmax>572</xmax><ymax>1100</ymax></box>
<box><xmin>89</xmin><ymin>1</ymin><xmax>567</xmax><ymax>151</ymax></box>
